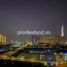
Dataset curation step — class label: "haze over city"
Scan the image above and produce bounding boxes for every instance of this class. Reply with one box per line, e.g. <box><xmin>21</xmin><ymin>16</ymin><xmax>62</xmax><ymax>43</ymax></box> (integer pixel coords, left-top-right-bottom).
<box><xmin>0</xmin><ymin>0</ymin><xmax>67</xmax><ymax>40</ymax></box>
<box><xmin>0</xmin><ymin>1</ymin><xmax>67</xmax><ymax>67</ymax></box>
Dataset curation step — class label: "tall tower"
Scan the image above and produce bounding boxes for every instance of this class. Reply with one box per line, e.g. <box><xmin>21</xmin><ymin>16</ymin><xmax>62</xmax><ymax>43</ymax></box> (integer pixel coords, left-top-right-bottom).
<box><xmin>61</xmin><ymin>25</ymin><xmax>64</xmax><ymax>37</ymax></box>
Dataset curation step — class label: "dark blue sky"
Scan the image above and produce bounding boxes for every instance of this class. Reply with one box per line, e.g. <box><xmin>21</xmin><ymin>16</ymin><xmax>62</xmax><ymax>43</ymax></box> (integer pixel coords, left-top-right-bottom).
<box><xmin>0</xmin><ymin>0</ymin><xmax>67</xmax><ymax>40</ymax></box>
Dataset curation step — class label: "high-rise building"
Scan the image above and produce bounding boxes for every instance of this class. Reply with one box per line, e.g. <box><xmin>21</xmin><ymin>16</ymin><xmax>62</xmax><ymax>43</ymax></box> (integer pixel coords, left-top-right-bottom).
<box><xmin>0</xmin><ymin>34</ymin><xmax>6</xmax><ymax>45</ymax></box>
<box><xmin>0</xmin><ymin>34</ymin><xmax>1</xmax><ymax>43</ymax></box>
<box><xmin>61</xmin><ymin>25</ymin><xmax>64</xmax><ymax>37</ymax></box>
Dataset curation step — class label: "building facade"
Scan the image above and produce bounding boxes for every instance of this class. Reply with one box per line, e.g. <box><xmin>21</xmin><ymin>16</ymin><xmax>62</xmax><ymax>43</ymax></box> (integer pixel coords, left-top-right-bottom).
<box><xmin>0</xmin><ymin>34</ymin><xmax>6</xmax><ymax>45</ymax></box>
<box><xmin>38</xmin><ymin>35</ymin><xmax>65</xmax><ymax>45</ymax></box>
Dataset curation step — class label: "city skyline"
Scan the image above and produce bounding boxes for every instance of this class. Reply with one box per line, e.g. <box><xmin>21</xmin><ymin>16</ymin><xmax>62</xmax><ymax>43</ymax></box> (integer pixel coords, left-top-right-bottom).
<box><xmin>0</xmin><ymin>0</ymin><xmax>67</xmax><ymax>40</ymax></box>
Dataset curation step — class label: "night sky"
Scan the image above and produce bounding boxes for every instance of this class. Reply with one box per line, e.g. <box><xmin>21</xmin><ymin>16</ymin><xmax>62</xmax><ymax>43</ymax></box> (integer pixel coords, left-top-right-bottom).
<box><xmin>0</xmin><ymin>0</ymin><xmax>67</xmax><ymax>41</ymax></box>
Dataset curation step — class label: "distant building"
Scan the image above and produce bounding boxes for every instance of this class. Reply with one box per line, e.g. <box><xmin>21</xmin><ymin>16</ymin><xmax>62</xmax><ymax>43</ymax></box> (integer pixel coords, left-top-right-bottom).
<box><xmin>61</xmin><ymin>25</ymin><xmax>64</xmax><ymax>37</ymax></box>
<box><xmin>38</xmin><ymin>35</ymin><xmax>65</xmax><ymax>45</ymax></box>
<box><xmin>0</xmin><ymin>34</ymin><xmax>6</xmax><ymax>45</ymax></box>
<box><xmin>32</xmin><ymin>35</ymin><xmax>39</xmax><ymax>45</ymax></box>
<box><xmin>18</xmin><ymin>25</ymin><xmax>65</xmax><ymax>45</ymax></box>
<box><xmin>65</xmin><ymin>41</ymin><xmax>67</xmax><ymax>45</ymax></box>
<box><xmin>64</xmin><ymin>37</ymin><xmax>67</xmax><ymax>45</ymax></box>
<box><xmin>37</xmin><ymin>25</ymin><xmax>65</xmax><ymax>45</ymax></box>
